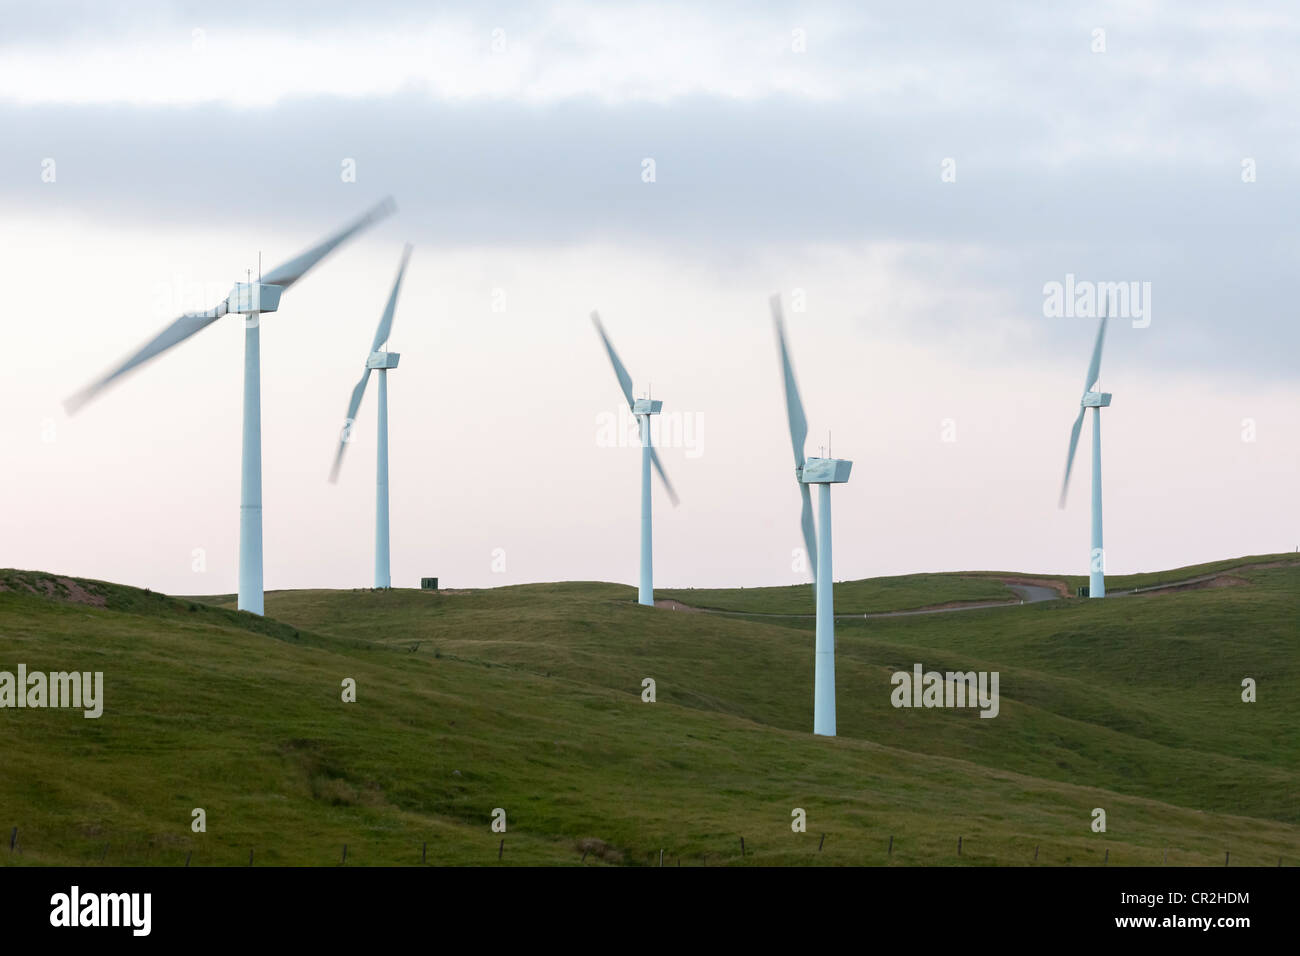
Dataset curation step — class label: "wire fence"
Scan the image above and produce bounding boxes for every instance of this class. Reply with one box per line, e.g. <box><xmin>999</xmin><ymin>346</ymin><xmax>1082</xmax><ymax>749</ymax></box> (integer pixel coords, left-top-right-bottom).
<box><xmin>3</xmin><ymin>826</ymin><xmax>1289</xmax><ymax>867</ymax></box>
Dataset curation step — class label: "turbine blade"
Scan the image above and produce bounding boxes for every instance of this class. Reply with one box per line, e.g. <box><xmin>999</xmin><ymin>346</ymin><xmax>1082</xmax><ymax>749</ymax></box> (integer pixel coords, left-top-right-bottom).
<box><xmin>1083</xmin><ymin>304</ymin><xmax>1108</xmax><ymax>393</ymax></box>
<box><xmin>649</xmin><ymin>445</ymin><xmax>679</xmax><ymax>507</ymax></box>
<box><xmin>261</xmin><ymin>197</ymin><xmax>397</xmax><ymax>291</ymax></box>
<box><xmin>64</xmin><ymin>302</ymin><xmax>229</xmax><ymax>413</ymax></box>
<box><xmin>329</xmin><ymin>368</ymin><xmax>373</xmax><ymax>482</ymax></box>
<box><xmin>590</xmin><ymin>311</ymin><xmax>635</xmax><ymax>408</ymax></box>
<box><xmin>1058</xmin><ymin>406</ymin><xmax>1087</xmax><ymax>508</ymax></box>
<box><xmin>800</xmin><ymin>483</ymin><xmax>818</xmax><ymax>583</ymax></box>
<box><xmin>771</xmin><ymin>294</ymin><xmax>808</xmax><ymax>469</ymax></box>
<box><xmin>370</xmin><ymin>243</ymin><xmax>413</xmax><ymax>353</ymax></box>
<box><xmin>774</xmin><ymin>295</ymin><xmax>816</xmax><ymax>582</ymax></box>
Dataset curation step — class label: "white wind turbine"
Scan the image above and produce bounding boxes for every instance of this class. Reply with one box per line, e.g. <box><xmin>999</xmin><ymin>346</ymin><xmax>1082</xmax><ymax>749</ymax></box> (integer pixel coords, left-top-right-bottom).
<box><xmin>1059</xmin><ymin>295</ymin><xmax>1113</xmax><ymax>598</ymax></box>
<box><xmin>66</xmin><ymin>198</ymin><xmax>397</xmax><ymax>614</ymax></box>
<box><xmin>591</xmin><ymin>312</ymin><xmax>680</xmax><ymax>605</ymax></box>
<box><xmin>329</xmin><ymin>244</ymin><xmax>413</xmax><ymax>589</ymax></box>
<box><xmin>772</xmin><ymin>294</ymin><xmax>853</xmax><ymax>737</ymax></box>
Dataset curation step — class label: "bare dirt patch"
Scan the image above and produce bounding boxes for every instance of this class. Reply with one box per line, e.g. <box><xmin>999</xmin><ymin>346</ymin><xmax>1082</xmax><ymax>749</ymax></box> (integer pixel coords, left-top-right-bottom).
<box><xmin>55</xmin><ymin>577</ymin><xmax>107</xmax><ymax>607</ymax></box>
<box><xmin>993</xmin><ymin>575</ymin><xmax>1072</xmax><ymax>598</ymax></box>
<box><xmin>0</xmin><ymin>572</ymin><xmax>106</xmax><ymax>606</ymax></box>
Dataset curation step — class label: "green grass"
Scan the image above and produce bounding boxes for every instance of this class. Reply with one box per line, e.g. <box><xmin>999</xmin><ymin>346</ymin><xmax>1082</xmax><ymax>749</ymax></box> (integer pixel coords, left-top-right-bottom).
<box><xmin>658</xmin><ymin>573</ymin><xmax>1016</xmax><ymax>615</ymax></box>
<box><xmin>1058</xmin><ymin>552</ymin><xmax>1300</xmax><ymax>592</ymax></box>
<box><xmin>1</xmin><ymin>557</ymin><xmax>1296</xmax><ymax>866</ymax></box>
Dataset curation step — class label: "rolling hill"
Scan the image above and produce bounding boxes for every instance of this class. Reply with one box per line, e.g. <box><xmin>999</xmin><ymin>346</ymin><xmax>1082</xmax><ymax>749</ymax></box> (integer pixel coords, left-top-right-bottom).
<box><xmin>0</xmin><ymin>556</ymin><xmax>1296</xmax><ymax>866</ymax></box>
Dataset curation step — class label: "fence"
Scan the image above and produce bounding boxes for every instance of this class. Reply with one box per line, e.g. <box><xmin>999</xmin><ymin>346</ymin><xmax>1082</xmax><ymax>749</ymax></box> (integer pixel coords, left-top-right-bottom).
<box><xmin>4</xmin><ymin>826</ymin><xmax>1287</xmax><ymax>867</ymax></box>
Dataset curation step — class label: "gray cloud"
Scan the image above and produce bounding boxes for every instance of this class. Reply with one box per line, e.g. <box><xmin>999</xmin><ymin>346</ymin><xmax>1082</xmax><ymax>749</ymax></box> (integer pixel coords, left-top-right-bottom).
<box><xmin>4</xmin><ymin>1</ymin><xmax>1297</xmax><ymax>383</ymax></box>
<box><xmin>4</xmin><ymin>92</ymin><xmax>1297</xmax><ymax>381</ymax></box>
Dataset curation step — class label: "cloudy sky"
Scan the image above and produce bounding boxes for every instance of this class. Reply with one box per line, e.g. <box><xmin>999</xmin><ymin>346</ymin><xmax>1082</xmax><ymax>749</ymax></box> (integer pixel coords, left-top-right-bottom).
<box><xmin>2</xmin><ymin>0</ymin><xmax>1296</xmax><ymax>595</ymax></box>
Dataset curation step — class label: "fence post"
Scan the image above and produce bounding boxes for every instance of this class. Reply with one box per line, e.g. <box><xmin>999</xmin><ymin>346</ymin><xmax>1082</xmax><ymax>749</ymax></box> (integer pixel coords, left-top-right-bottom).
<box><xmin>1225</xmin><ymin>851</ymin><xmax>1229</xmax><ymax>867</ymax></box>
<box><xmin>818</xmin><ymin>833</ymin><xmax>825</xmax><ymax>852</ymax></box>
<box><xmin>185</xmin><ymin>851</ymin><xmax>192</xmax><ymax>867</ymax></box>
<box><xmin>8</xmin><ymin>827</ymin><xmax>15</xmax><ymax>852</ymax></box>
<box><xmin>248</xmin><ymin>849</ymin><xmax>254</xmax><ymax>866</ymax></box>
<box><xmin>422</xmin><ymin>842</ymin><xmax>427</xmax><ymax>864</ymax></box>
<box><xmin>888</xmin><ymin>835</ymin><xmax>893</xmax><ymax>856</ymax></box>
<box><xmin>659</xmin><ymin>849</ymin><xmax>664</xmax><ymax>867</ymax></box>
<box><xmin>498</xmin><ymin>838</ymin><xmax>504</xmax><ymax>860</ymax></box>
<box><xmin>957</xmin><ymin>836</ymin><xmax>962</xmax><ymax>856</ymax></box>
<box><xmin>740</xmin><ymin>837</ymin><xmax>746</xmax><ymax>857</ymax></box>
<box><xmin>1104</xmin><ymin>849</ymin><xmax>1109</xmax><ymax>864</ymax></box>
<box><xmin>342</xmin><ymin>844</ymin><xmax>348</xmax><ymax>865</ymax></box>
<box><xmin>1034</xmin><ymin>845</ymin><xmax>1039</xmax><ymax>862</ymax></box>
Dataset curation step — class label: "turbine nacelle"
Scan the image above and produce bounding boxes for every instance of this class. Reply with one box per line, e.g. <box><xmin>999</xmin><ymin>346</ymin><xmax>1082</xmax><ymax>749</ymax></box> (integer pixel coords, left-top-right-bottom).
<box><xmin>1081</xmin><ymin>390</ymin><xmax>1112</xmax><ymax>408</ymax></box>
<box><xmin>797</xmin><ymin>457</ymin><xmax>853</xmax><ymax>484</ymax></box>
<box><xmin>226</xmin><ymin>282</ymin><xmax>284</xmax><ymax>314</ymax></box>
<box><xmin>366</xmin><ymin>350</ymin><xmax>401</xmax><ymax>370</ymax></box>
<box><xmin>631</xmin><ymin>397</ymin><xmax>663</xmax><ymax>416</ymax></box>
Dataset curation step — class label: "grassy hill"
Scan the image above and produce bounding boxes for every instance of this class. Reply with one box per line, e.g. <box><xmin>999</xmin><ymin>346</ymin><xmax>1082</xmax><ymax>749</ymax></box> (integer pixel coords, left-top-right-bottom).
<box><xmin>1</xmin><ymin>556</ymin><xmax>1296</xmax><ymax>866</ymax></box>
<box><xmin>657</xmin><ymin>573</ymin><xmax>1019</xmax><ymax>615</ymax></box>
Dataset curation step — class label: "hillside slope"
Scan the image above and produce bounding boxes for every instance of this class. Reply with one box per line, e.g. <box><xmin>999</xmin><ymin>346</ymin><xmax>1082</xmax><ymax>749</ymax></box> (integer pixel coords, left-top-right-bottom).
<box><xmin>1</xmin><ymin>560</ymin><xmax>1297</xmax><ymax>866</ymax></box>
<box><xmin>241</xmin><ymin>557</ymin><xmax>1300</xmax><ymax>826</ymax></box>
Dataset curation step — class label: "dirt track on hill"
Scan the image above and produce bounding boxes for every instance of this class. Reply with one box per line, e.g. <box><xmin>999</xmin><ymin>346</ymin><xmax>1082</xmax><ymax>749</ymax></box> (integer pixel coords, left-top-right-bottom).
<box><xmin>655</xmin><ymin>560</ymin><xmax>1300</xmax><ymax>620</ymax></box>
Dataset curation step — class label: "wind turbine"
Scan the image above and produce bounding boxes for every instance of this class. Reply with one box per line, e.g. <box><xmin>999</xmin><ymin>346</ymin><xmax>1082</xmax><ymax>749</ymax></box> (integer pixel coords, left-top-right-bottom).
<box><xmin>771</xmin><ymin>294</ymin><xmax>852</xmax><ymax>737</ymax></box>
<box><xmin>65</xmin><ymin>198</ymin><xmax>397</xmax><ymax>615</ymax></box>
<box><xmin>329</xmin><ymin>243</ymin><xmax>413</xmax><ymax>589</ymax></box>
<box><xmin>591</xmin><ymin>312</ymin><xmax>679</xmax><ymax>606</ymax></box>
<box><xmin>1058</xmin><ymin>295</ymin><xmax>1112</xmax><ymax>598</ymax></box>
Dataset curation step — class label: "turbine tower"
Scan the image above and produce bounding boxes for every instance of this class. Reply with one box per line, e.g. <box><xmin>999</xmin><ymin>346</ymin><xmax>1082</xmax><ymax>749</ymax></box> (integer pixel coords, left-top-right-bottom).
<box><xmin>329</xmin><ymin>244</ymin><xmax>414</xmax><ymax>590</ymax></box>
<box><xmin>772</xmin><ymin>294</ymin><xmax>852</xmax><ymax>737</ymax></box>
<box><xmin>591</xmin><ymin>312</ymin><xmax>679</xmax><ymax>606</ymax></box>
<box><xmin>1059</xmin><ymin>296</ymin><xmax>1112</xmax><ymax>598</ymax></box>
<box><xmin>66</xmin><ymin>198</ymin><xmax>397</xmax><ymax>615</ymax></box>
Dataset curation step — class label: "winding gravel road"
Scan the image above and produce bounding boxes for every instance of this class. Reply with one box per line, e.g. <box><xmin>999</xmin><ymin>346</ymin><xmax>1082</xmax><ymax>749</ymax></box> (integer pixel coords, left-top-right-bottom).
<box><xmin>654</xmin><ymin>563</ymin><xmax>1293</xmax><ymax>621</ymax></box>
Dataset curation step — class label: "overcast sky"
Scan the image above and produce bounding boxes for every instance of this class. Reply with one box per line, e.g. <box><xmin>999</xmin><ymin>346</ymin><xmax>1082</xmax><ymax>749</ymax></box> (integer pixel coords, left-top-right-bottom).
<box><xmin>2</xmin><ymin>0</ymin><xmax>1296</xmax><ymax>595</ymax></box>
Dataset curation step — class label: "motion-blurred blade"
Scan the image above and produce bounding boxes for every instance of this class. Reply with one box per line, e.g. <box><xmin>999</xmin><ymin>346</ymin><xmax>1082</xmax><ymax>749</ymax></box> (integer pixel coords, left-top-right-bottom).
<box><xmin>370</xmin><ymin>243</ymin><xmax>413</xmax><ymax>353</ymax></box>
<box><xmin>1083</xmin><ymin>303</ymin><xmax>1108</xmax><ymax>394</ymax></box>
<box><xmin>590</xmin><ymin>311</ymin><xmax>635</xmax><ymax>408</ymax></box>
<box><xmin>329</xmin><ymin>368</ymin><xmax>373</xmax><ymax>482</ymax></box>
<box><xmin>800</xmin><ymin>484</ymin><xmax>818</xmax><ymax>582</ymax></box>
<box><xmin>771</xmin><ymin>294</ymin><xmax>808</xmax><ymax>469</ymax></box>
<box><xmin>649</xmin><ymin>446</ymin><xmax>679</xmax><ymax>507</ymax></box>
<box><xmin>1058</xmin><ymin>407</ymin><xmax>1086</xmax><ymax>508</ymax></box>
<box><xmin>261</xmin><ymin>197</ymin><xmax>397</xmax><ymax>291</ymax></box>
<box><xmin>64</xmin><ymin>302</ymin><xmax>229</xmax><ymax>413</ymax></box>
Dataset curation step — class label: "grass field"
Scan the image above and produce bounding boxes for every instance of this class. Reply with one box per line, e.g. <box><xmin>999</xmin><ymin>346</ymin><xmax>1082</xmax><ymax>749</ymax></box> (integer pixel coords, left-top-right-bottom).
<box><xmin>1058</xmin><ymin>552</ymin><xmax>1300</xmax><ymax>592</ymax></box>
<box><xmin>658</xmin><ymin>573</ymin><xmax>1018</xmax><ymax>615</ymax></box>
<box><xmin>1</xmin><ymin>555</ymin><xmax>1296</xmax><ymax>866</ymax></box>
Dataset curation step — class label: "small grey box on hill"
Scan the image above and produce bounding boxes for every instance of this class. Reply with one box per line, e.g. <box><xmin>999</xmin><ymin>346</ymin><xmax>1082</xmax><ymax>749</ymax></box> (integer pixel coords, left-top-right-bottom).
<box><xmin>421</xmin><ymin>577</ymin><xmax>439</xmax><ymax>590</ymax></box>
